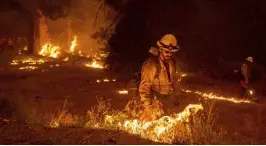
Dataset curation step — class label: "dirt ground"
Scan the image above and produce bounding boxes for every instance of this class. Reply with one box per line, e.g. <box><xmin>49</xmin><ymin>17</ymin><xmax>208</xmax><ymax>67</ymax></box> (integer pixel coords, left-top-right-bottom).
<box><xmin>0</xmin><ymin>58</ymin><xmax>266</xmax><ymax>144</ymax></box>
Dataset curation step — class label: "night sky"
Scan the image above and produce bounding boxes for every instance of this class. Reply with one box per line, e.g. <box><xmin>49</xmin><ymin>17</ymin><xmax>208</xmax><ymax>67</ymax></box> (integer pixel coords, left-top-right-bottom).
<box><xmin>108</xmin><ymin>0</ymin><xmax>266</xmax><ymax>70</ymax></box>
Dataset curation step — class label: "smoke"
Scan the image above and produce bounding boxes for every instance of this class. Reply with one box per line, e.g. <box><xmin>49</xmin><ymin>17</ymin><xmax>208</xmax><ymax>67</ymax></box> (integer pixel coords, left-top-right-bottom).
<box><xmin>45</xmin><ymin>0</ymin><xmax>117</xmax><ymax>54</ymax></box>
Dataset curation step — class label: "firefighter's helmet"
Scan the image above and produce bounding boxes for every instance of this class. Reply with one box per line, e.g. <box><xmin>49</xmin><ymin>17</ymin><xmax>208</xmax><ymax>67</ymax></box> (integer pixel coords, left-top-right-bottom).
<box><xmin>157</xmin><ymin>34</ymin><xmax>180</xmax><ymax>52</ymax></box>
<box><xmin>246</xmin><ymin>56</ymin><xmax>254</xmax><ymax>63</ymax></box>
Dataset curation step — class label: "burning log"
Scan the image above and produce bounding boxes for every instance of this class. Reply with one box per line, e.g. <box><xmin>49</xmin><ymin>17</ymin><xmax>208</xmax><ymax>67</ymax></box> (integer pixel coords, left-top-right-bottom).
<box><xmin>39</xmin><ymin>42</ymin><xmax>60</xmax><ymax>58</ymax></box>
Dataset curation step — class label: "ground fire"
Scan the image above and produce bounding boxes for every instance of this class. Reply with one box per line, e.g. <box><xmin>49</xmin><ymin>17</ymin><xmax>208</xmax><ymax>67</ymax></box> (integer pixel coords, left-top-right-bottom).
<box><xmin>39</xmin><ymin>42</ymin><xmax>60</xmax><ymax>58</ymax></box>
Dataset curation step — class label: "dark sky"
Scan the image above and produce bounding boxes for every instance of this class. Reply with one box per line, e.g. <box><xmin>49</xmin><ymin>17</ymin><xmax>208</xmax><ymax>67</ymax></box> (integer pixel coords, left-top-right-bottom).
<box><xmin>108</xmin><ymin>0</ymin><xmax>266</xmax><ymax>69</ymax></box>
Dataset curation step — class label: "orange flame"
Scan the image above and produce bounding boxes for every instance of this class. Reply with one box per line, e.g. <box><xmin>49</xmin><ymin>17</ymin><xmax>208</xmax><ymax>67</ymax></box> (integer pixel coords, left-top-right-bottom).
<box><xmin>69</xmin><ymin>36</ymin><xmax>77</xmax><ymax>53</ymax></box>
<box><xmin>85</xmin><ymin>60</ymin><xmax>105</xmax><ymax>69</ymax></box>
<box><xmin>118</xmin><ymin>90</ymin><xmax>128</xmax><ymax>94</ymax></box>
<box><xmin>104</xmin><ymin>104</ymin><xmax>203</xmax><ymax>143</ymax></box>
<box><xmin>182</xmin><ymin>89</ymin><xmax>253</xmax><ymax>104</ymax></box>
<box><xmin>39</xmin><ymin>42</ymin><xmax>60</xmax><ymax>58</ymax></box>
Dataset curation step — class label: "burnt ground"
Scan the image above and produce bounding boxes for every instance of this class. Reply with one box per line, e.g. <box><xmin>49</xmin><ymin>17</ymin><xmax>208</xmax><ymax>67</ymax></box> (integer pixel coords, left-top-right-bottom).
<box><xmin>0</xmin><ymin>59</ymin><xmax>266</xmax><ymax>144</ymax></box>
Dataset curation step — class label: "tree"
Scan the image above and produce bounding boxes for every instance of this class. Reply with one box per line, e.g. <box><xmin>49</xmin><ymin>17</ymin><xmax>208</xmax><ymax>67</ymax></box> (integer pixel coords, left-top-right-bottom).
<box><xmin>3</xmin><ymin>0</ymin><xmax>70</xmax><ymax>54</ymax></box>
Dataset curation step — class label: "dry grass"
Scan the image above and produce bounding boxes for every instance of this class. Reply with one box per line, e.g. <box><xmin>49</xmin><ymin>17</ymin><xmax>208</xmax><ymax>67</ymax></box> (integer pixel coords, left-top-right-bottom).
<box><xmin>85</xmin><ymin>97</ymin><xmax>127</xmax><ymax>130</ymax></box>
<box><xmin>167</xmin><ymin>101</ymin><xmax>229</xmax><ymax>144</ymax></box>
<box><xmin>0</xmin><ymin>93</ymin><xmax>264</xmax><ymax>144</ymax></box>
<box><xmin>84</xmin><ymin>97</ymin><xmax>230</xmax><ymax>144</ymax></box>
<box><xmin>45</xmin><ymin>99</ymin><xmax>86</xmax><ymax>128</ymax></box>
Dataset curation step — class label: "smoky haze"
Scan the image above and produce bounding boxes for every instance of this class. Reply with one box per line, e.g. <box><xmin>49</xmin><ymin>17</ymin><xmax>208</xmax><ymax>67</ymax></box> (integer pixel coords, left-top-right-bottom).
<box><xmin>0</xmin><ymin>0</ymin><xmax>117</xmax><ymax>54</ymax></box>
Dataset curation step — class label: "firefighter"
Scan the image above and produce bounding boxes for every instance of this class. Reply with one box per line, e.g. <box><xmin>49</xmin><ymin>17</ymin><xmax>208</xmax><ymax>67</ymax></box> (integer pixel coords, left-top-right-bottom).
<box><xmin>139</xmin><ymin>34</ymin><xmax>180</xmax><ymax>121</ymax></box>
<box><xmin>239</xmin><ymin>56</ymin><xmax>254</xmax><ymax>98</ymax></box>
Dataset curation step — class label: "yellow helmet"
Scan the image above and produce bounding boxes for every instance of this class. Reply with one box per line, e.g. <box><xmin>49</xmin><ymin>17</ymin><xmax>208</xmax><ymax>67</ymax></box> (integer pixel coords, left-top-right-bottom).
<box><xmin>246</xmin><ymin>56</ymin><xmax>254</xmax><ymax>63</ymax></box>
<box><xmin>157</xmin><ymin>34</ymin><xmax>180</xmax><ymax>52</ymax></box>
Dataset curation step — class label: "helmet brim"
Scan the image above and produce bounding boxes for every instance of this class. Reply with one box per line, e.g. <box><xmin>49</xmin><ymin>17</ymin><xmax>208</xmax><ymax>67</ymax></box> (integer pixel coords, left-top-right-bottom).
<box><xmin>160</xmin><ymin>47</ymin><xmax>179</xmax><ymax>52</ymax></box>
<box><xmin>157</xmin><ymin>41</ymin><xmax>180</xmax><ymax>52</ymax></box>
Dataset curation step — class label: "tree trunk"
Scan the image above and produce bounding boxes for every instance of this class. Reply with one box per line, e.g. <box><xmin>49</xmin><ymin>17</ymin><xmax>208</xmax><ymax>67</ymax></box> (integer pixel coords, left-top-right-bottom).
<box><xmin>68</xmin><ymin>16</ymin><xmax>72</xmax><ymax>48</ymax></box>
<box><xmin>27</xmin><ymin>14</ymin><xmax>35</xmax><ymax>54</ymax></box>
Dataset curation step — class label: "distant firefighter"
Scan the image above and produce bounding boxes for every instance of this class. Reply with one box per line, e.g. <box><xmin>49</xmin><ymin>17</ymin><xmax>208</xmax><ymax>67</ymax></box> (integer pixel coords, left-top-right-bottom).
<box><xmin>239</xmin><ymin>57</ymin><xmax>254</xmax><ymax>99</ymax></box>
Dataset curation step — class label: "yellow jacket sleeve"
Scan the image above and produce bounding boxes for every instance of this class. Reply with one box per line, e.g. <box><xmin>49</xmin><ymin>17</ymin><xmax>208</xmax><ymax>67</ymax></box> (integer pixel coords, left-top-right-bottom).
<box><xmin>139</xmin><ymin>59</ymin><xmax>156</xmax><ymax>106</ymax></box>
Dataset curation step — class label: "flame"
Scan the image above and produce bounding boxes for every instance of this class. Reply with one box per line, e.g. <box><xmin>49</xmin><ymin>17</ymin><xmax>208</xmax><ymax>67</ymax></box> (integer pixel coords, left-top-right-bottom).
<box><xmin>182</xmin><ymin>89</ymin><xmax>253</xmax><ymax>104</ymax></box>
<box><xmin>85</xmin><ymin>60</ymin><xmax>105</xmax><ymax>69</ymax></box>
<box><xmin>19</xmin><ymin>66</ymin><xmax>38</xmax><ymax>71</ymax></box>
<box><xmin>249</xmin><ymin>90</ymin><xmax>253</xmax><ymax>95</ymax></box>
<box><xmin>180</xmin><ymin>73</ymin><xmax>187</xmax><ymax>77</ymax></box>
<box><xmin>177</xmin><ymin>72</ymin><xmax>253</xmax><ymax>104</ymax></box>
<box><xmin>118</xmin><ymin>90</ymin><xmax>128</xmax><ymax>94</ymax></box>
<box><xmin>63</xmin><ymin>57</ymin><xmax>69</xmax><ymax>62</ymax></box>
<box><xmin>10</xmin><ymin>58</ymin><xmax>46</xmax><ymax>65</ymax></box>
<box><xmin>104</xmin><ymin>104</ymin><xmax>203</xmax><ymax>143</ymax></box>
<box><xmin>39</xmin><ymin>42</ymin><xmax>60</xmax><ymax>58</ymax></box>
<box><xmin>78</xmin><ymin>50</ymin><xmax>83</xmax><ymax>56</ymax></box>
<box><xmin>69</xmin><ymin>36</ymin><xmax>77</xmax><ymax>53</ymax></box>
<box><xmin>95</xmin><ymin>78</ymin><xmax>116</xmax><ymax>83</ymax></box>
<box><xmin>10</xmin><ymin>61</ymin><xmax>19</xmax><ymax>65</ymax></box>
<box><xmin>103</xmin><ymin>79</ymin><xmax>110</xmax><ymax>82</ymax></box>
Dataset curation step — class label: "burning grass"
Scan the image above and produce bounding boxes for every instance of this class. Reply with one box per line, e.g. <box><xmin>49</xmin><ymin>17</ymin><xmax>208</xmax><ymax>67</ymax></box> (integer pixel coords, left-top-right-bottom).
<box><xmin>182</xmin><ymin>89</ymin><xmax>253</xmax><ymax>104</ymax></box>
<box><xmin>10</xmin><ymin>58</ymin><xmax>47</xmax><ymax>65</ymax></box>
<box><xmin>83</xmin><ymin>98</ymin><xmax>233</xmax><ymax>144</ymax></box>
<box><xmin>84</xmin><ymin>60</ymin><xmax>105</xmax><ymax>69</ymax></box>
<box><xmin>36</xmin><ymin>97</ymin><xmax>229</xmax><ymax>144</ymax></box>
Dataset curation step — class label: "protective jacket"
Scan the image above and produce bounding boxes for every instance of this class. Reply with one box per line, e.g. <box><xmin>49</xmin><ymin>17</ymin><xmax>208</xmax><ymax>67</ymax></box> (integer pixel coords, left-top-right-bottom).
<box><xmin>139</xmin><ymin>57</ymin><xmax>177</xmax><ymax>106</ymax></box>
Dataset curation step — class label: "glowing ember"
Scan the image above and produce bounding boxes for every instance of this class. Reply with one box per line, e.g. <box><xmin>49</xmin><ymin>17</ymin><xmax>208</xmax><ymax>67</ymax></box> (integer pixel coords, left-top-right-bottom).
<box><xmin>85</xmin><ymin>61</ymin><xmax>104</xmax><ymax>69</ymax></box>
<box><xmin>249</xmin><ymin>90</ymin><xmax>253</xmax><ymax>95</ymax></box>
<box><xmin>39</xmin><ymin>42</ymin><xmax>60</xmax><ymax>58</ymax></box>
<box><xmin>10</xmin><ymin>58</ymin><xmax>46</xmax><ymax>65</ymax></box>
<box><xmin>99</xmin><ymin>52</ymin><xmax>109</xmax><ymax>58</ymax></box>
<box><xmin>103</xmin><ymin>79</ymin><xmax>110</xmax><ymax>82</ymax></box>
<box><xmin>63</xmin><ymin>57</ymin><xmax>69</xmax><ymax>62</ymax></box>
<box><xmin>10</xmin><ymin>61</ymin><xmax>19</xmax><ymax>65</ymax></box>
<box><xmin>118</xmin><ymin>90</ymin><xmax>129</xmax><ymax>94</ymax></box>
<box><xmin>180</xmin><ymin>73</ymin><xmax>187</xmax><ymax>77</ymax></box>
<box><xmin>69</xmin><ymin>36</ymin><xmax>77</xmax><ymax>53</ymax></box>
<box><xmin>182</xmin><ymin>89</ymin><xmax>253</xmax><ymax>104</ymax></box>
<box><xmin>112</xmin><ymin>79</ymin><xmax>116</xmax><ymax>82</ymax></box>
<box><xmin>96</xmin><ymin>80</ymin><xmax>101</xmax><ymax>83</ymax></box>
<box><xmin>23</xmin><ymin>46</ymin><xmax>28</xmax><ymax>51</ymax></box>
<box><xmin>78</xmin><ymin>50</ymin><xmax>83</xmax><ymax>56</ymax></box>
<box><xmin>19</xmin><ymin>66</ymin><xmax>38</xmax><ymax>71</ymax></box>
